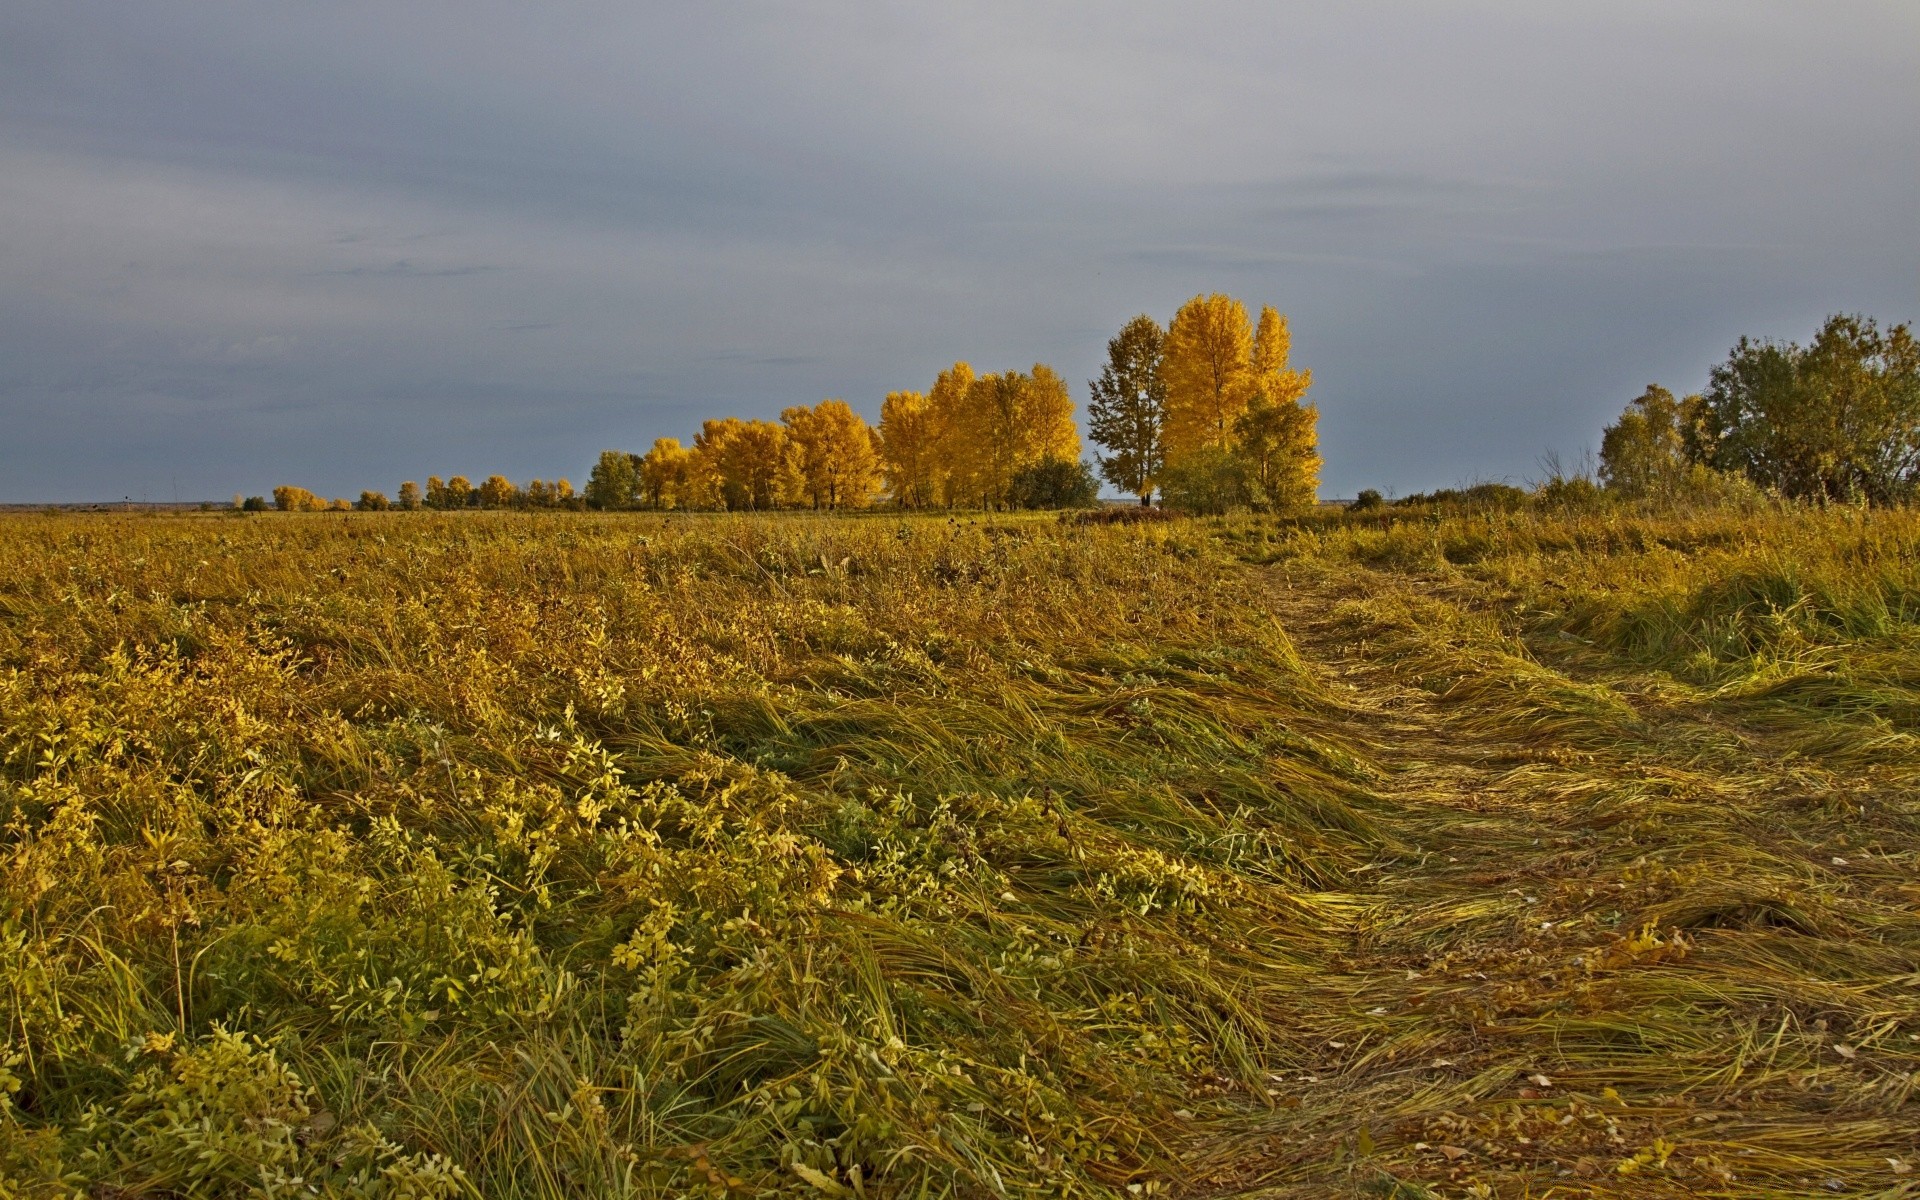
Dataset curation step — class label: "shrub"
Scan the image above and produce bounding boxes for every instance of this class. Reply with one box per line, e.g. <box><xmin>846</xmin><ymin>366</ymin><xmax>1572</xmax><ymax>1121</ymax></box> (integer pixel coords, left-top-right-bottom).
<box><xmin>1008</xmin><ymin>456</ymin><xmax>1100</xmax><ymax>509</ymax></box>
<box><xmin>1350</xmin><ymin>488</ymin><xmax>1384</xmax><ymax>511</ymax></box>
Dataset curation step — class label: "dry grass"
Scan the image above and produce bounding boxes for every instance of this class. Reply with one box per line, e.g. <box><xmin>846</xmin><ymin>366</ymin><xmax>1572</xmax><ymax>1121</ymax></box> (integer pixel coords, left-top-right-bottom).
<box><xmin>0</xmin><ymin>505</ymin><xmax>1915</xmax><ymax>1198</ymax></box>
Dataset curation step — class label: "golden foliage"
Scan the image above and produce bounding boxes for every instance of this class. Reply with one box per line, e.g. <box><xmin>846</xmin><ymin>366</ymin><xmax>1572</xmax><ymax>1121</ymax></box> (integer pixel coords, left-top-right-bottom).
<box><xmin>781</xmin><ymin>399</ymin><xmax>882</xmax><ymax>510</ymax></box>
<box><xmin>1162</xmin><ymin>293</ymin><xmax>1254</xmax><ymax>464</ymax></box>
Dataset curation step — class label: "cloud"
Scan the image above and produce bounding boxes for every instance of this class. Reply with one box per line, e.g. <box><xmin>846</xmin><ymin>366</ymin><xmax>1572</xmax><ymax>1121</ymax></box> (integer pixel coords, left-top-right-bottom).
<box><xmin>0</xmin><ymin>2</ymin><xmax>1915</xmax><ymax>501</ymax></box>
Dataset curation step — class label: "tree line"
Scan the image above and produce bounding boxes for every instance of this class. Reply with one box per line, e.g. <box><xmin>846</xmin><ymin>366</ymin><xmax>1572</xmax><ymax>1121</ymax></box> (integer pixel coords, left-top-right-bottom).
<box><xmin>1597</xmin><ymin>314</ymin><xmax>1919</xmax><ymax>505</ymax></box>
<box><xmin>259</xmin><ymin>291</ymin><xmax>1324</xmax><ymax>514</ymax></box>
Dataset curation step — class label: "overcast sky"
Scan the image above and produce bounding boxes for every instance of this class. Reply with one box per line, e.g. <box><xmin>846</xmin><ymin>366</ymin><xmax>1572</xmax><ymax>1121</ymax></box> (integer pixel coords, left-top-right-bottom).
<box><xmin>2</xmin><ymin>2</ymin><xmax>1915</xmax><ymax>502</ymax></box>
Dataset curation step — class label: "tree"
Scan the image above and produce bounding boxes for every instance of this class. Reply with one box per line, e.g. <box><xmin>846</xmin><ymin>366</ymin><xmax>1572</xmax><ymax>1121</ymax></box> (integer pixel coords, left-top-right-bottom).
<box><xmin>355</xmin><ymin>490</ymin><xmax>391</xmax><ymax>511</ymax></box>
<box><xmin>783</xmin><ymin>399</ymin><xmax>882</xmax><ymax>509</ymax></box>
<box><xmin>925</xmin><ymin>362</ymin><xmax>977</xmax><ymax>506</ymax></box>
<box><xmin>272</xmin><ymin>485</ymin><xmax>327</xmax><ymax>512</ymax></box>
<box><xmin>1008</xmin><ymin>457</ymin><xmax>1099</xmax><ymax>509</ymax></box>
<box><xmin>878</xmin><ymin>390</ymin><xmax>938</xmax><ymax>507</ymax></box>
<box><xmin>1599</xmin><ymin>385</ymin><xmax>1692</xmax><ymax>498</ymax></box>
<box><xmin>1157</xmin><ymin>447</ymin><xmax>1256</xmax><ymax>515</ymax></box>
<box><xmin>479</xmin><ymin>475</ymin><xmax>519</xmax><ymax>508</ymax></box>
<box><xmin>953</xmin><ymin>365</ymin><xmax>1080</xmax><ymax>507</ymax></box>
<box><xmin>1235</xmin><ymin>392</ymin><xmax>1321</xmax><ymax>512</ymax></box>
<box><xmin>444</xmin><ymin>476</ymin><xmax>474</xmax><ymax>509</ymax></box>
<box><xmin>425</xmin><ymin>477</ymin><xmax>448</xmax><ymax>509</ymax></box>
<box><xmin>1162</xmin><ymin>294</ymin><xmax>1253</xmax><ymax>465</ymax></box>
<box><xmin>693</xmin><ymin>419</ymin><xmax>793</xmax><ymax>510</ymax></box>
<box><xmin>1086</xmin><ymin>315</ymin><xmax>1167</xmax><ymax>504</ymax></box>
<box><xmin>1701</xmin><ymin>314</ymin><xmax>1920</xmax><ymax>503</ymax></box>
<box><xmin>397</xmin><ymin>481</ymin><xmax>422</xmax><ymax>511</ymax></box>
<box><xmin>584</xmin><ymin>450</ymin><xmax>640</xmax><ymax>510</ymax></box>
<box><xmin>638</xmin><ymin>438</ymin><xmax>695</xmax><ymax>509</ymax></box>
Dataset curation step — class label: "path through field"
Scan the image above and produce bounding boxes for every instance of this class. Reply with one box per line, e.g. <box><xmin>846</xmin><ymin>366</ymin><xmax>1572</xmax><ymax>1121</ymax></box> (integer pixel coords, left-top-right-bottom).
<box><xmin>1190</xmin><ymin>565</ymin><xmax>1920</xmax><ymax>1198</ymax></box>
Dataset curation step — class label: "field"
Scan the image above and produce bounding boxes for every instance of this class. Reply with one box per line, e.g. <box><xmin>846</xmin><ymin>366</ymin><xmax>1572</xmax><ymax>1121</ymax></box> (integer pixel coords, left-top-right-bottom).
<box><xmin>1</xmin><ymin>504</ymin><xmax>1917</xmax><ymax>1198</ymax></box>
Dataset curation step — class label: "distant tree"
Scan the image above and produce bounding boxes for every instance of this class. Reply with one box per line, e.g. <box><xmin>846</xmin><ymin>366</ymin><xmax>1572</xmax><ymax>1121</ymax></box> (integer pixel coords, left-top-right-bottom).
<box><xmin>554</xmin><ymin>478</ymin><xmax>577</xmax><ymax>509</ymax></box>
<box><xmin>1351</xmin><ymin>489</ymin><xmax>1384</xmax><ymax>511</ymax></box>
<box><xmin>397</xmin><ymin>481</ymin><xmax>422</xmax><ymax>510</ymax></box>
<box><xmin>638</xmin><ymin>439</ymin><xmax>695</xmax><ymax>509</ymax></box>
<box><xmin>722</xmin><ymin>420</ymin><xmax>798</xmax><ymax>510</ymax></box>
<box><xmin>1162</xmin><ymin>293</ymin><xmax>1254</xmax><ymax>466</ymax></box>
<box><xmin>1086</xmin><ymin>315</ymin><xmax>1167</xmax><ymax>505</ymax></box>
<box><xmin>954</xmin><ymin>364</ymin><xmax>1080</xmax><ymax>507</ymax></box>
<box><xmin>443</xmin><ymin>476</ymin><xmax>474</xmax><ymax>509</ymax></box>
<box><xmin>784</xmin><ymin>399</ymin><xmax>882</xmax><ymax>509</ymax></box>
<box><xmin>479</xmin><ymin>474</ymin><xmax>518</xmax><ymax>508</ymax></box>
<box><xmin>878</xmin><ymin>390</ymin><xmax>938</xmax><ymax>507</ymax></box>
<box><xmin>1700</xmin><ymin>314</ymin><xmax>1920</xmax><ymax>503</ymax></box>
<box><xmin>355</xmin><ymin>490</ymin><xmax>391</xmax><ymax>511</ymax></box>
<box><xmin>584</xmin><ymin>450</ymin><xmax>640</xmax><ymax>511</ymax></box>
<box><xmin>1599</xmin><ymin>385</ymin><xmax>1694</xmax><ymax>498</ymax></box>
<box><xmin>328</xmin><ymin>497</ymin><xmax>352</xmax><ymax>511</ymax></box>
<box><xmin>925</xmin><ymin>362</ymin><xmax>976</xmax><ymax>506</ymax></box>
<box><xmin>689</xmin><ymin>419</ymin><xmax>746</xmax><ymax>509</ymax></box>
<box><xmin>272</xmin><ymin>485</ymin><xmax>327</xmax><ymax>512</ymax></box>
<box><xmin>1008</xmin><ymin>457</ymin><xmax>1100</xmax><ymax>509</ymax></box>
<box><xmin>242</xmin><ymin>495</ymin><xmax>269</xmax><ymax>512</ymax></box>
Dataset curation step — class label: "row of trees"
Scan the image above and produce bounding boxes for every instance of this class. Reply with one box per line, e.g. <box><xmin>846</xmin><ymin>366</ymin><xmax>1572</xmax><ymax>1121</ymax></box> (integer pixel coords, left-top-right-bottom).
<box><xmin>587</xmin><ymin>375</ymin><xmax>1093</xmax><ymax>512</ymax></box>
<box><xmin>580</xmin><ymin>293</ymin><xmax>1318</xmax><ymax>514</ymax></box>
<box><xmin>266</xmin><ymin>291</ymin><xmax>1322</xmax><ymax>515</ymax></box>
<box><xmin>1599</xmin><ymin>314</ymin><xmax>1919</xmax><ymax>504</ymax></box>
<box><xmin>1086</xmin><ymin>294</ymin><xmax>1320</xmax><ymax>511</ymax></box>
<box><xmin>267</xmin><ymin>476</ymin><xmax>580</xmax><ymax>512</ymax></box>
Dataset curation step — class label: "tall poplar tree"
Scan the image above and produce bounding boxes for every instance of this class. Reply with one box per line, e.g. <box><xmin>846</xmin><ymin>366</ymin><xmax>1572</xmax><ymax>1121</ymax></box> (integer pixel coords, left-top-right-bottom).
<box><xmin>926</xmin><ymin>362</ymin><xmax>977</xmax><ymax>506</ymax></box>
<box><xmin>1086</xmin><ymin>314</ymin><xmax>1167</xmax><ymax>504</ymax></box>
<box><xmin>878</xmin><ymin>390</ymin><xmax>937</xmax><ymax>507</ymax></box>
<box><xmin>1161</xmin><ymin>293</ymin><xmax>1253</xmax><ymax>465</ymax></box>
<box><xmin>784</xmin><ymin>399</ymin><xmax>882</xmax><ymax>509</ymax></box>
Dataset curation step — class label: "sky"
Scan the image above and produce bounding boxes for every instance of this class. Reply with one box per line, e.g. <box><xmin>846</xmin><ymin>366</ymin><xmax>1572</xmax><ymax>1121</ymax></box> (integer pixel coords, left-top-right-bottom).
<box><xmin>2</xmin><ymin>2</ymin><xmax>1916</xmax><ymax>503</ymax></box>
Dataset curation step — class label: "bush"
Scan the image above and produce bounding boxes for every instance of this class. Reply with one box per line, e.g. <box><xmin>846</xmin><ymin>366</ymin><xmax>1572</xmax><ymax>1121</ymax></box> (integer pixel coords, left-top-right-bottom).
<box><xmin>1393</xmin><ymin>482</ymin><xmax>1529</xmax><ymax>512</ymax></box>
<box><xmin>1534</xmin><ymin>475</ymin><xmax>1607</xmax><ymax>511</ymax></box>
<box><xmin>1008</xmin><ymin>457</ymin><xmax>1100</xmax><ymax>509</ymax></box>
<box><xmin>1350</xmin><ymin>488</ymin><xmax>1384</xmax><ymax>511</ymax></box>
<box><xmin>241</xmin><ymin>496</ymin><xmax>269</xmax><ymax>512</ymax></box>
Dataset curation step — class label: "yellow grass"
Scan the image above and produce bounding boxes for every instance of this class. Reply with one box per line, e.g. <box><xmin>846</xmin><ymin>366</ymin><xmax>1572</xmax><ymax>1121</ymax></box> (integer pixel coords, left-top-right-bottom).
<box><xmin>0</xmin><ymin>505</ymin><xmax>1916</xmax><ymax>1197</ymax></box>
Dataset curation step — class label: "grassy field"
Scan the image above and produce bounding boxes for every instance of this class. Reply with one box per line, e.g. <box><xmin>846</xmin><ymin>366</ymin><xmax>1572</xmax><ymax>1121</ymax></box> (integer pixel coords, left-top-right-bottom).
<box><xmin>1</xmin><ymin>505</ymin><xmax>1916</xmax><ymax>1198</ymax></box>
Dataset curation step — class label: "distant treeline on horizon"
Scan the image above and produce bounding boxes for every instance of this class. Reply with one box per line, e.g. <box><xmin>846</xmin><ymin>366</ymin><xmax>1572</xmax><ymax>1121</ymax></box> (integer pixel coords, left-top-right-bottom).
<box><xmin>254</xmin><ymin>310</ymin><xmax>1918</xmax><ymax>515</ymax></box>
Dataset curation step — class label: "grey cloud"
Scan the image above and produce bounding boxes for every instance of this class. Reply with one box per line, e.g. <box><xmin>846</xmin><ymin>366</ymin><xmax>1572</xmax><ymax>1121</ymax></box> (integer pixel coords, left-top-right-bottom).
<box><xmin>1</xmin><ymin>2</ymin><xmax>1916</xmax><ymax>501</ymax></box>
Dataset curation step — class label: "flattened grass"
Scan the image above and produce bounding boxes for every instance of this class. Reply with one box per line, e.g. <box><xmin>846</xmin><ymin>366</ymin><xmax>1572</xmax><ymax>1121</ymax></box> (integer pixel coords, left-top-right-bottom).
<box><xmin>2</xmin><ymin>505</ymin><xmax>1918</xmax><ymax>1197</ymax></box>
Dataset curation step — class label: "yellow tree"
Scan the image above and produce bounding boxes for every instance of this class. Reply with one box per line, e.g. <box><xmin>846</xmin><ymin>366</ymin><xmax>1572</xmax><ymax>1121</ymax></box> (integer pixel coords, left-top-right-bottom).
<box><xmin>878</xmin><ymin>390</ymin><xmax>937</xmax><ymax>507</ymax></box>
<box><xmin>691</xmin><ymin>418</ymin><xmax>747</xmax><ymax>509</ymax></box>
<box><xmin>925</xmin><ymin>362</ymin><xmax>976</xmax><ymax>506</ymax></box>
<box><xmin>695</xmin><ymin>418</ymin><xmax>793</xmax><ymax>510</ymax></box>
<box><xmin>783</xmin><ymin>399</ymin><xmax>882</xmax><ymax>509</ymax></box>
<box><xmin>1236</xmin><ymin>305</ymin><xmax>1320</xmax><ymax>510</ymax></box>
<box><xmin>1162</xmin><ymin>293</ymin><xmax>1253</xmax><ymax>464</ymax></box>
<box><xmin>956</xmin><ymin>364</ymin><xmax>1081</xmax><ymax>506</ymax></box>
<box><xmin>479</xmin><ymin>475</ymin><xmax>518</xmax><ymax>508</ymax></box>
<box><xmin>638</xmin><ymin>438</ymin><xmax>696</xmax><ymax>509</ymax></box>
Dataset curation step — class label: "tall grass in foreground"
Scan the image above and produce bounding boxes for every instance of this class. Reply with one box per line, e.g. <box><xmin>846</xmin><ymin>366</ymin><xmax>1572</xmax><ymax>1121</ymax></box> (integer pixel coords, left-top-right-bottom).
<box><xmin>0</xmin><ymin>513</ymin><xmax>1377</xmax><ymax>1198</ymax></box>
<box><xmin>2</xmin><ymin>506</ymin><xmax>1917</xmax><ymax>1198</ymax></box>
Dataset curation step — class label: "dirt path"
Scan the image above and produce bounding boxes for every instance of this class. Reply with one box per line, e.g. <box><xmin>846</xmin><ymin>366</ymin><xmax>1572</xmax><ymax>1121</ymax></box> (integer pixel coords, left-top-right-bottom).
<box><xmin>1184</xmin><ymin>568</ymin><xmax>1920</xmax><ymax>1198</ymax></box>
